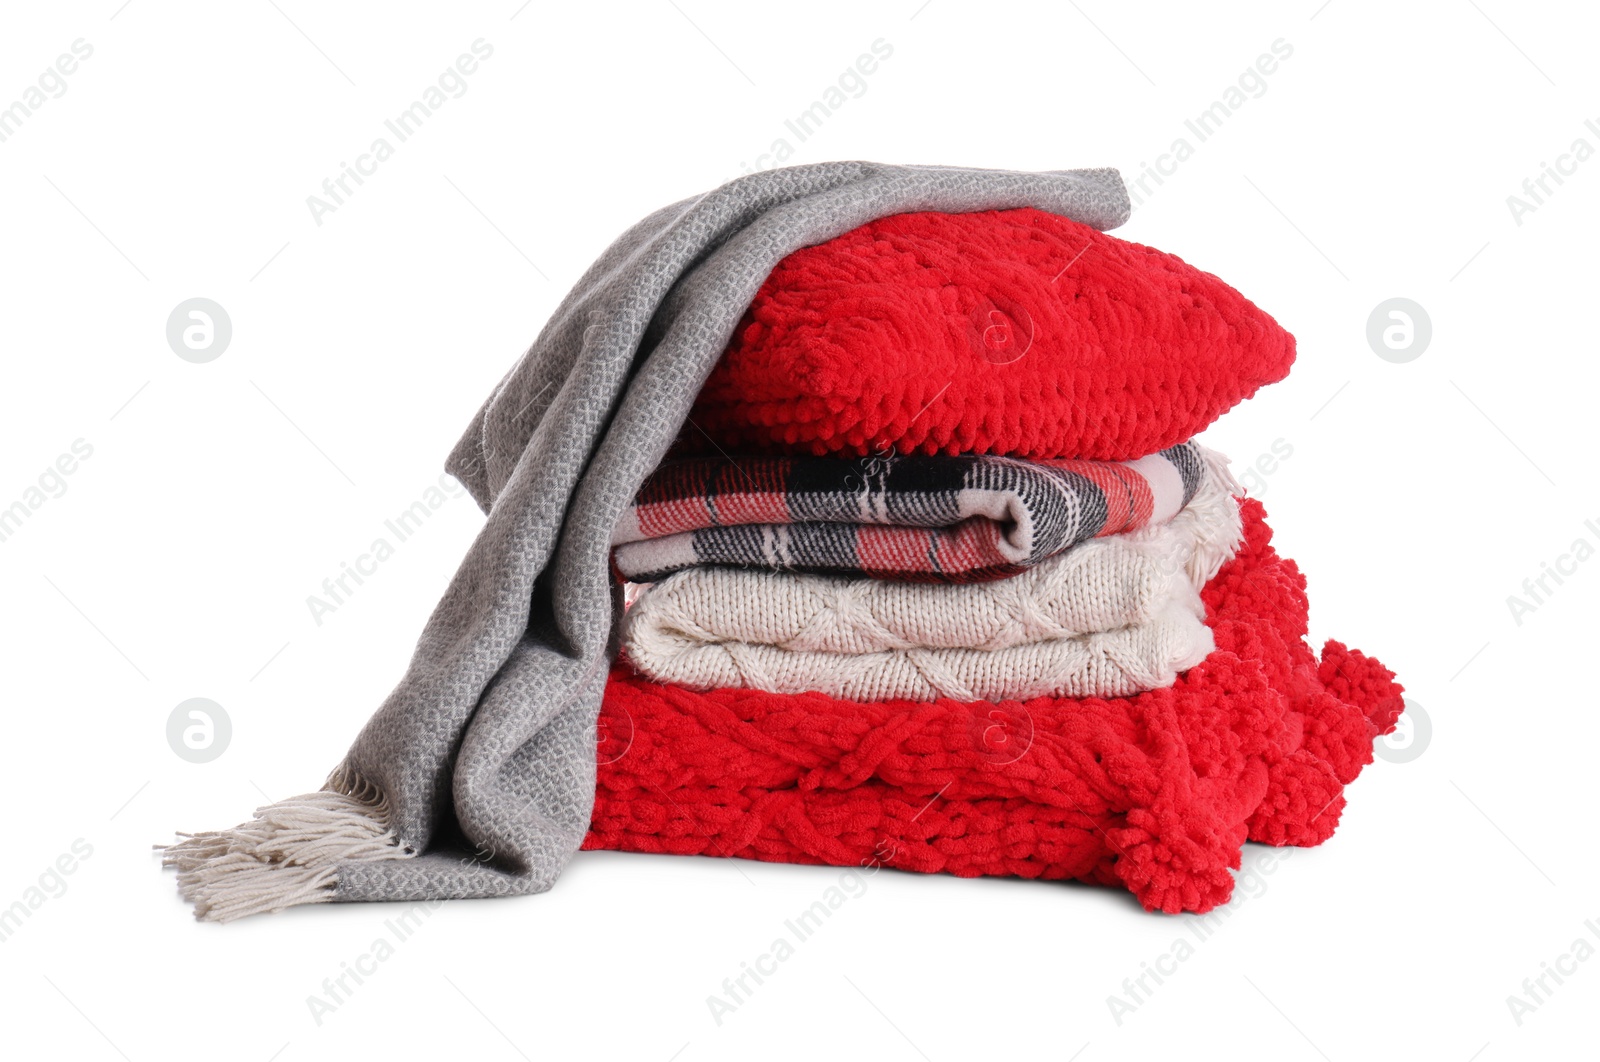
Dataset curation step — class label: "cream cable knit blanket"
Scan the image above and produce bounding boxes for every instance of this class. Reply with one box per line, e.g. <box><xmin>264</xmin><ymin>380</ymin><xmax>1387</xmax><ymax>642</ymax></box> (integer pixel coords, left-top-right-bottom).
<box><xmin>620</xmin><ymin>447</ymin><xmax>1243</xmax><ymax>701</ymax></box>
<box><xmin>624</xmin><ymin>599</ymin><xmax>1213</xmax><ymax>701</ymax></box>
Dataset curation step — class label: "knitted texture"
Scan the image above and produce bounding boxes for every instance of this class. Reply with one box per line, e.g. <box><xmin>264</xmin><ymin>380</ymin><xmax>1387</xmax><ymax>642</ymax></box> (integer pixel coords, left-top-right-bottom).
<box><xmin>614</xmin><ymin>440</ymin><xmax>1203</xmax><ymax>583</ymax></box>
<box><xmin>687</xmin><ymin>207</ymin><xmax>1296</xmax><ymax>461</ymax></box>
<box><xmin>622</xmin><ymin>445</ymin><xmax>1240</xmax><ymax>654</ymax></box>
<box><xmin>617</xmin><ymin>448</ymin><xmax>1242</xmax><ymax>700</ymax></box>
<box><xmin>1204</xmin><ymin>503</ymin><xmax>1406</xmax><ymax>846</ymax></box>
<box><xmin>584</xmin><ymin>499</ymin><xmax>1404</xmax><ymax>913</ymax></box>
<box><xmin>616</xmin><ymin>600</ymin><xmax>1213</xmax><ymax>701</ymax></box>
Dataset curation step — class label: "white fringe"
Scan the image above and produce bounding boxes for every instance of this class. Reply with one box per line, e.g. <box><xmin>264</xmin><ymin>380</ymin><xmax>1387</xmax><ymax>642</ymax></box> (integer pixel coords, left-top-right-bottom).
<box><xmin>160</xmin><ymin>768</ymin><xmax>414</xmax><ymax>923</ymax></box>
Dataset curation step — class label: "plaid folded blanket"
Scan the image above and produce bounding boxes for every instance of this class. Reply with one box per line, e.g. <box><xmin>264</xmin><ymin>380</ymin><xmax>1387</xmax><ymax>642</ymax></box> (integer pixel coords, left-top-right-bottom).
<box><xmin>611</xmin><ymin>441</ymin><xmax>1204</xmax><ymax>583</ymax></box>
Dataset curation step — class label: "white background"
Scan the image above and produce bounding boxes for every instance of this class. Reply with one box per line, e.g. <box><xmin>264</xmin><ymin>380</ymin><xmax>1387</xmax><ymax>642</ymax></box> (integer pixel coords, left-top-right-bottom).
<box><xmin>1</xmin><ymin>1</ymin><xmax>1596</xmax><ymax>1059</ymax></box>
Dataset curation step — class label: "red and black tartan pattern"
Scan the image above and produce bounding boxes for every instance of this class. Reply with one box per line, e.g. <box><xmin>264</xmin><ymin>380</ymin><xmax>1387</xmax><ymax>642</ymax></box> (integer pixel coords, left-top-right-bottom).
<box><xmin>611</xmin><ymin>442</ymin><xmax>1204</xmax><ymax>584</ymax></box>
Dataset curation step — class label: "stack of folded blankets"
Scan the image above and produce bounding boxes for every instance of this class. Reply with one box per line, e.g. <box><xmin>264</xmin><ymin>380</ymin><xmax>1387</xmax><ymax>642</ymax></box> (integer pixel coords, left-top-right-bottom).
<box><xmin>583</xmin><ymin>208</ymin><xmax>1403</xmax><ymax>913</ymax></box>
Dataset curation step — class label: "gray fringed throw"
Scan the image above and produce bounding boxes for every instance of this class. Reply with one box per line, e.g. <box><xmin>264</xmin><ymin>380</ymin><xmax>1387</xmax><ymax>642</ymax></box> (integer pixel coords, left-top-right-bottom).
<box><xmin>162</xmin><ymin>161</ymin><xmax>1132</xmax><ymax>921</ymax></box>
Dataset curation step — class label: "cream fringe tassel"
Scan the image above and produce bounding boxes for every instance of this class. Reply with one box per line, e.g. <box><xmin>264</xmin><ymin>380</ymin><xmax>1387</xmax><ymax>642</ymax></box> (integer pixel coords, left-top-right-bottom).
<box><xmin>159</xmin><ymin>765</ymin><xmax>414</xmax><ymax>923</ymax></box>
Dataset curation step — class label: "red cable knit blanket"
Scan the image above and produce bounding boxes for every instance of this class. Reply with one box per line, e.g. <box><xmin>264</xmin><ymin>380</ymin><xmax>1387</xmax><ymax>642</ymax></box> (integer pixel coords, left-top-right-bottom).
<box><xmin>584</xmin><ymin>498</ymin><xmax>1403</xmax><ymax>913</ymax></box>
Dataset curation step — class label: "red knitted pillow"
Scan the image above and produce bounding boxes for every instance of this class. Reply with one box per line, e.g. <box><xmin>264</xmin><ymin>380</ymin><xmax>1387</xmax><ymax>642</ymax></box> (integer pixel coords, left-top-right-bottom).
<box><xmin>688</xmin><ymin>208</ymin><xmax>1296</xmax><ymax>461</ymax></box>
